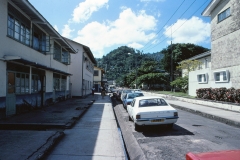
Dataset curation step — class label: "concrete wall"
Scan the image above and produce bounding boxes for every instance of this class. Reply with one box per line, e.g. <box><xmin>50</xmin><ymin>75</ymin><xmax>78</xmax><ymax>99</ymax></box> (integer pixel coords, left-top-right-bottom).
<box><xmin>211</xmin><ymin>0</ymin><xmax>240</xmax><ymax>89</ymax></box>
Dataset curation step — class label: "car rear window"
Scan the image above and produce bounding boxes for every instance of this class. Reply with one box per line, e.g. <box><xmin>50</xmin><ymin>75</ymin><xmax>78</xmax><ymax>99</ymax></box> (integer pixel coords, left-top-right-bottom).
<box><xmin>139</xmin><ymin>98</ymin><xmax>168</xmax><ymax>107</ymax></box>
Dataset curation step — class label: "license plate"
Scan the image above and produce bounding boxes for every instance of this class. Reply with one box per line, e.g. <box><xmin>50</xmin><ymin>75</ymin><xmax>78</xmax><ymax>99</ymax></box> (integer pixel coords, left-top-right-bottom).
<box><xmin>151</xmin><ymin>119</ymin><xmax>164</xmax><ymax>122</ymax></box>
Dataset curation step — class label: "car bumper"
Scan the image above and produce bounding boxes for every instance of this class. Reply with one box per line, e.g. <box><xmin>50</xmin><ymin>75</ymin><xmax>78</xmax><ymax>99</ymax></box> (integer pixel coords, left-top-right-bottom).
<box><xmin>135</xmin><ymin>117</ymin><xmax>178</xmax><ymax>126</ymax></box>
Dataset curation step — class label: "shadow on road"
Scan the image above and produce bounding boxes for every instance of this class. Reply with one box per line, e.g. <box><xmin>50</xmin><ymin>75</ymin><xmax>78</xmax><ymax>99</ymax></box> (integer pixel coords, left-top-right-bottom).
<box><xmin>138</xmin><ymin>124</ymin><xmax>194</xmax><ymax>137</ymax></box>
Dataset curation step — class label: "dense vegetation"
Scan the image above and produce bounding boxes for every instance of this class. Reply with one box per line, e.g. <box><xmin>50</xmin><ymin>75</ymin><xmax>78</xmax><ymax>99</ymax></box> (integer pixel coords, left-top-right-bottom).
<box><xmin>96</xmin><ymin>43</ymin><xmax>209</xmax><ymax>90</ymax></box>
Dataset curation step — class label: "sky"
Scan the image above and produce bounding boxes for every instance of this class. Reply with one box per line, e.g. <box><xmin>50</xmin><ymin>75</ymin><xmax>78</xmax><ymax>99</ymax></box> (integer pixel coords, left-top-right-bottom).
<box><xmin>29</xmin><ymin>0</ymin><xmax>212</xmax><ymax>58</ymax></box>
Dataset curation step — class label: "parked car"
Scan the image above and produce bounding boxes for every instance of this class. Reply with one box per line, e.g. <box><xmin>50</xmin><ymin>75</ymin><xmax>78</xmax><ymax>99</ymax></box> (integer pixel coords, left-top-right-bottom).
<box><xmin>134</xmin><ymin>92</ymin><xmax>144</xmax><ymax>97</ymax></box>
<box><xmin>186</xmin><ymin>150</ymin><xmax>240</xmax><ymax>160</ymax></box>
<box><xmin>120</xmin><ymin>89</ymin><xmax>133</xmax><ymax>102</ymax></box>
<box><xmin>116</xmin><ymin>89</ymin><xmax>123</xmax><ymax>100</ymax></box>
<box><xmin>123</xmin><ymin>92</ymin><xmax>145</xmax><ymax>109</ymax></box>
<box><xmin>127</xmin><ymin>96</ymin><xmax>178</xmax><ymax>131</ymax></box>
<box><xmin>133</xmin><ymin>89</ymin><xmax>142</xmax><ymax>92</ymax></box>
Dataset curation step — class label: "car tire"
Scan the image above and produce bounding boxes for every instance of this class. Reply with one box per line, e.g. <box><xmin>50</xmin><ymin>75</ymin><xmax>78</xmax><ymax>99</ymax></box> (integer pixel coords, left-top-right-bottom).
<box><xmin>167</xmin><ymin>123</ymin><xmax>173</xmax><ymax>129</ymax></box>
<box><xmin>135</xmin><ymin>123</ymin><xmax>141</xmax><ymax>131</ymax></box>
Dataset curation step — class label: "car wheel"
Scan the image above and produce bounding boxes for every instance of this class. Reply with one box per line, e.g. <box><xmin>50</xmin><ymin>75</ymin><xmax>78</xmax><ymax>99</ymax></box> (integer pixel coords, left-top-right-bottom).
<box><xmin>135</xmin><ymin>123</ymin><xmax>141</xmax><ymax>131</ymax></box>
<box><xmin>167</xmin><ymin>123</ymin><xmax>173</xmax><ymax>129</ymax></box>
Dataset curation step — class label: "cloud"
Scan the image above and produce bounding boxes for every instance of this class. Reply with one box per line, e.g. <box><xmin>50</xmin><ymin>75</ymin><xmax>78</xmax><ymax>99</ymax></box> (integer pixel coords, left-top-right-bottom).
<box><xmin>62</xmin><ymin>24</ymin><xmax>74</xmax><ymax>38</ymax></box>
<box><xmin>53</xmin><ymin>25</ymin><xmax>59</xmax><ymax>32</ymax></box>
<box><xmin>73</xmin><ymin>8</ymin><xmax>157</xmax><ymax>58</ymax></box>
<box><xmin>128</xmin><ymin>42</ymin><xmax>144</xmax><ymax>49</ymax></box>
<box><xmin>71</xmin><ymin>0</ymin><xmax>109</xmax><ymax>23</ymax></box>
<box><xmin>164</xmin><ymin>16</ymin><xmax>210</xmax><ymax>45</ymax></box>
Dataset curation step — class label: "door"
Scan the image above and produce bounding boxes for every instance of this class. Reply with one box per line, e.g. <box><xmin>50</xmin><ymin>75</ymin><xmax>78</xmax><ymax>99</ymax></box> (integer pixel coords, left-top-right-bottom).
<box><xmin>6</xmin><ymin>72</ymin><xmax>16</xmax><ymax>116</ymax></box>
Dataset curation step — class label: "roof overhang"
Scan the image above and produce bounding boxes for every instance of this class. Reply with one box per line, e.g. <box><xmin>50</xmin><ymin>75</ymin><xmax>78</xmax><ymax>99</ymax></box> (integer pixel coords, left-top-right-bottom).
<box><xmin>10</xmin><ymin>0</ymin><xmax>77</xmax><ymax>54</ymax></box>
<box><xmin>2</xmin><ymin>55</ymin><xmax>71</xmax><ymax>75</ymax></box>
<box><xmin>188</xmin><ymin>51</ymin><xmax>211</xmax><ymax>60</ymax></box>
<box><xmin>202</xmin><ymin>0</ymin><xmax>221</xmax><ymax>16</ymax></box>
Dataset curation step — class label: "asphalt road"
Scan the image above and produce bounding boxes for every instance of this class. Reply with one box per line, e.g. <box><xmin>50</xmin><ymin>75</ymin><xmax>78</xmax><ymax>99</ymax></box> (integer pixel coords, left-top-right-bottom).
<box><xmin>112</xmin><ymin>95</ymin><xmax>240</xmax><ymax>160</ymax></box>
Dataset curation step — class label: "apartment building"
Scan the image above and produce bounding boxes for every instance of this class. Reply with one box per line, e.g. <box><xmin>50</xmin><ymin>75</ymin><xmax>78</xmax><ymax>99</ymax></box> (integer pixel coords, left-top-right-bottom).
<box><xmin>0</xmin><ymin>0</ymin><xmax>76</xmax><ymax>118</ymax></box>
<box><xmin>188</xmin><ymin>0</ymin><xmax>240</xmax><ymax>96</ymax></box>
<box><xmin>65</xmin><ymin>38</ymin><xmax>96</xmax><ymax>98</ymax></box>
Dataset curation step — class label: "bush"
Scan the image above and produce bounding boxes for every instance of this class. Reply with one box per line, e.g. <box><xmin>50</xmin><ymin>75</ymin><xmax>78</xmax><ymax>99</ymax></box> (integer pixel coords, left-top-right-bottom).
<box><xmin>196</xmin><ymin>87</ymin><xmax>240</xmax><ymax>104</ymax></box>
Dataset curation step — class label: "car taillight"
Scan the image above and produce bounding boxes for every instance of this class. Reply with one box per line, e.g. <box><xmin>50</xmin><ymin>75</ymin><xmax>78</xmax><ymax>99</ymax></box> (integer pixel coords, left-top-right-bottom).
<box><xmin>174</xmin><ymin>112</ymin><xmax>178</xmax><ymax>117</ymax></box>
<box><xmin>136</xmin><ymin>115</ymin><xmax>141</xmax><ymax>119</ymax></box>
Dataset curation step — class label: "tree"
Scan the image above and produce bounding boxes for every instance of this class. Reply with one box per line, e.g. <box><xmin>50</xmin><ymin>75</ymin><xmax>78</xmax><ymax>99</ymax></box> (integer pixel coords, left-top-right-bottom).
<box><xmin>161</xmin><ymin>43</ymin><xmax>209</xmax><ymax>77</ymax></box>
<box><xmin>177</xmin><ymin>59</ymin><xmax>202</xmax><ymax>76</ymax></box>
<box><xmin>170</xmin><ymin>59</ymin><xmax>202</xmax><ymax>93</ymax></box>
<box><xmin>170</xmin><ymin>76</ymin><xmax>188</xmax><ymax>93</ymax></box>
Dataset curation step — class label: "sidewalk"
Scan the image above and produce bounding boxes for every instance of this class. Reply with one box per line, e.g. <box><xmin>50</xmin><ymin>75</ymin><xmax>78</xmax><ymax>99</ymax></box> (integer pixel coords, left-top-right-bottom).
<box><xmin>143</xmin><ymin>91</ymin><xmax>240</xmax><ymax>128</ymax></box>
<box><xmin>0</xmin><ymin>94</ymin><xmax>97</xmax><ymax>160</ymax></box>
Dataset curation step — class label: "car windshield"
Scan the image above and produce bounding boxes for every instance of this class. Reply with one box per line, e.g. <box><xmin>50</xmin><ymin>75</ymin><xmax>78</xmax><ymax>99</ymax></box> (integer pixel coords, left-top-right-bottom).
<box><xmin>124</xmin><ymin>90</ymin><xmax>132</xmax><ymax>93</ymax></box>
<box><xmin>127</xmin><ymin>93</ymin><xmax>136</xmax><ymax>99</ymax></box>
<box><xmin>134</xmin><ymin>93</ymin><xmax>144</xmax><ymax>97</ymax></box>
<box><xmin>139</xmin><ymin>98</ymin><xmax>168</xmax><ymax>107</ymax></box>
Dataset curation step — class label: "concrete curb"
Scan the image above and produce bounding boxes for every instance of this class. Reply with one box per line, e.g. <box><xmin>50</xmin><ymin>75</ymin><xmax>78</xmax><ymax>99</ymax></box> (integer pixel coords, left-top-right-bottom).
<box><xmin>170</xmin><ymin>103</ymin><xmax>240</xmax><ymax>128</ymax></box>
<box><xmin>27</xmin><ymin>131</ymin><xmax>65</xmax><ymax>160</ymax></box>
<box><xmin>114</xmin><ymin>105</ymin><xmax>147</xmax><ymax>160</ymax></box>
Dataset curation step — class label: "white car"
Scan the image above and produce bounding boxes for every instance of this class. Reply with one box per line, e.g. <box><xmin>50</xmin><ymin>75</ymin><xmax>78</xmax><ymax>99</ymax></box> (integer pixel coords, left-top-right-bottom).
<box><xmin>127</xmin><ymin>96</ymin><xmax>178</xmax><ymax>131</ymax></box>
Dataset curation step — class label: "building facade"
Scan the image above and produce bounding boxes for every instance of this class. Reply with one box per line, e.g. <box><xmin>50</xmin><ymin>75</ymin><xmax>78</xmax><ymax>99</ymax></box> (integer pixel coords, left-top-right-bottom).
<box><xmin>0</xmin><ymin>0</ymin><xmax>76</xmax><ymax>118</ymax></box>
<box><xmin>65</xmin><ymin>38</ymin><xmax>96</xmax><ymax>98</ymax></box>
<box><xmin>188</xmin><ymin>0</ymin><xmax>240</xmax><ymax>96</ymax></box>
<box><xmin>93</xmin><ymin>66</ymin><xmax>105</xmax><ymax>92</ymax></box>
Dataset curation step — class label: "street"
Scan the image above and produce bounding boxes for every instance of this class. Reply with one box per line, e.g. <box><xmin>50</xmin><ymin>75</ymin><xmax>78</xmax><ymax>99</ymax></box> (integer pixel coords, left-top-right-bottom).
<box><xmin>112</xmin><ymin>94</ymin><xmax>240</xmax><ymax>160</ymax></box>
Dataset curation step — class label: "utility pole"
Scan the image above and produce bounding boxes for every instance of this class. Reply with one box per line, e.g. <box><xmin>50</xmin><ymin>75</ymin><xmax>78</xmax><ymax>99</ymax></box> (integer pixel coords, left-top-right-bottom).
<box><xmin>135</xmin><ymin>53</ymin><xmax>137</xmax><ymax>89</ymax></box>
<box><xmin>170</xmin><ymin>25</ymin><xmax>173</xmax><ymax>92</ymax></box>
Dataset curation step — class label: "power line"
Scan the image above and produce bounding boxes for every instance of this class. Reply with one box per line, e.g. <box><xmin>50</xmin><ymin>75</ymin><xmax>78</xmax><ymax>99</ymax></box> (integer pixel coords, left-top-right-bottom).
<box><xmin>143</xmin><ymin>0</ymin><xmax>209</xmax><ymax>53</ymax></box>
<box><xmin>141</xmin><ymin>0</ymin><xmax>186</xmax><ymax>51</ymax></box>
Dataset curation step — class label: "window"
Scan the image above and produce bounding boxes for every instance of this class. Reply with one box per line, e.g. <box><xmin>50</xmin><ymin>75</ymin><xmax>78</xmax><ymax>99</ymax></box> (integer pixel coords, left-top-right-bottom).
<box><xmin>53</xmin><ymin>74</ymin><xmax>60</xmax><ymax>91</ymax></box>
<box><xmin>197</xmin><ymin>73</ymin><xmax>208</xmax><ymax>84</ymax></box>
<box><xmin>218</xmin><ymin>8</ymin><xmax>230</xmax><ymax>22</ymax></box>
<box><xmin>214</xmin><ymin>70</ymin><xmax>229</xmax><ymax>83</ymax></box>
<box><xmin>94</xmin><ymin>70</ymin><xmax>99</xmax><ymax>76</ymax></box>
<box><xmin>62</xmin><ymin>50</ymin><xmax>70</xmax><ymax>65</ymax></box>
<box><xmin>32</xmin><ymin>25</ymin><xmax>50</xmax><ymax>52</ymax></box>
<box><xmin>53</xmin><ymin>43</ymin><xmax>61</xmax><ymax>61</ymax></box>
<box><xmin>15</xmin><ymin>73</ymin><xmax>31</xmax><ymax>94</ymax></box>
<box><xmin>7</xmin><ymin>15</ymin><xmax>30</xmax><ymax>46</ymax></box>
<box><xmin>61</xmin><ymin>76</ymin><xmax>66</xmax><ymax>91</ymax></box>
<box><xmin>205</xmin><ymin>59</ymin><xmax>209</xmax><ymax>68</ymax></box>
<box><xmin>32</xmin><ymin>74</ymin><xmax>40</xmax><ymax>93</ymax></box>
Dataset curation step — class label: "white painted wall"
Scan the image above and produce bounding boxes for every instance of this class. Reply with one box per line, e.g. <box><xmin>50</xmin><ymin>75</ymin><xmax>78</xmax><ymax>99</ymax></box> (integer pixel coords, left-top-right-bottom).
<box><xmin>66</xmin><ymin>39</ymin><xmax>94</xmax><ymax>97</ymax></box>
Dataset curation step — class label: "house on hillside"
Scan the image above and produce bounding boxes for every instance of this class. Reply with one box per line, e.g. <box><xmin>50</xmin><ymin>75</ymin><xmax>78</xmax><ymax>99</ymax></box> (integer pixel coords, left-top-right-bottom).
<box><xmin>65</xmin><ymin>38</ymin><xmax>97</xmax><ymax>98</ymax></box>
<box><xmin>94</xmin><ymin>66</ymin><xmax>105</xmax><ymax>92</ymax></box>
<box><xmin>0</xmin><ymin>0</ymin><xmax>76</xmax><ymax>118</ymax></box>
<box><xmin>187</xmin><ymin>0</ymin><xmax>240</xmax><ymax>96</ymax></box>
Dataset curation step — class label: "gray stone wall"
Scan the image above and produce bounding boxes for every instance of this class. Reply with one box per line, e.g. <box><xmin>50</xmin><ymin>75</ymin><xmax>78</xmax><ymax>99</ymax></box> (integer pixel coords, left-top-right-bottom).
<box><xmin>211</xmin><ymin>0</ymin><xmax>240</xmax><ymax>70</ymax></box>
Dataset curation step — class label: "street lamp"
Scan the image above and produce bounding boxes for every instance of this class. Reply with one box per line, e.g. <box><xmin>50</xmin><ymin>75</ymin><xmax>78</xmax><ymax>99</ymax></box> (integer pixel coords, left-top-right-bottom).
<box><xmin>128</xmin><ymin>53</ymin><xmax>137</xmax><ymax>89</ymax></box>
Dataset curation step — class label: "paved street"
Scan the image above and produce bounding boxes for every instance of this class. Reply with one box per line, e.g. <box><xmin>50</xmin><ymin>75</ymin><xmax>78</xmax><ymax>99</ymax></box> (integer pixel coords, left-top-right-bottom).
<box><xmin>112</xmin><ymin>94</ymin><xmax>240</xmax><ymax>160</ymax></box>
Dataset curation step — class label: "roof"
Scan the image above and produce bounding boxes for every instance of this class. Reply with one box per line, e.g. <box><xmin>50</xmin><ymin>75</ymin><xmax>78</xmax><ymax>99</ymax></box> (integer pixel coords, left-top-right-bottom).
<box><xmin>64</xmin><ymin>38</ymin><xmax>97</xmax><ymax>65</ymax></box>
<box><xmin>202</xmin><ymin>0</ymin><xmax>221</xmax><ymax>16</ymax></box>
<box><xmin>187</xmin><ymin>50</ymin><xmax>211</xmax><ymax>60</ymax></box>
<box><xmin>94</xmin><ymin>66</ymin><xmax>105</xmax><ymax>73</ymax></box>
<box><xmin>10</xmin><ymin>0</ymin><xmax>76</xmax><ymax>53</ymax></box>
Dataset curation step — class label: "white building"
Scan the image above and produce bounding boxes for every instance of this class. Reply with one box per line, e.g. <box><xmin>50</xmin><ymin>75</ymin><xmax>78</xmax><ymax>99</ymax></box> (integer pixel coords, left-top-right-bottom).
<box><xmin>0</xmin><ymin>0</ymin><xmax>76</xmax><ymax>118</ymax></box>
<box><xmin>93</xmin><ymin>66</ymin><xmax>105</xmax><ymax>92</ymax></box>
<box><xmin>65</xmin><ymin>38</ymin><xmax>96</xmax><ymax>98</ymax></box>
<box><xmin>188</xmin><ymin>0</ymin><xmax>240</xmax><ymax>96</ymax></box>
